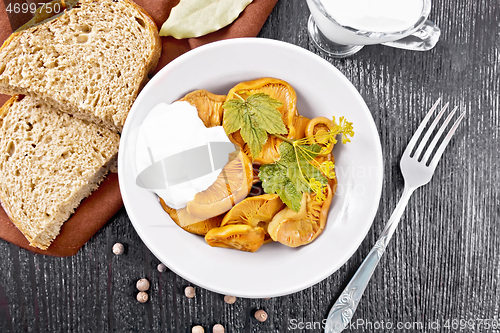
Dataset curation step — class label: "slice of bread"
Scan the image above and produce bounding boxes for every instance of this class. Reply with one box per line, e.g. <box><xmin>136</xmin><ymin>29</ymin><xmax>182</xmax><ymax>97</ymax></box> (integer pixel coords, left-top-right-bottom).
<box><xmin>0</xmin><ymin>0</ymin><xmax>161</xmax><ymax>133</ymax></box>
<box><xmin>0</xmin><ymin>95</ymin><xmax>120</xmax><ymax>249</ymax></box>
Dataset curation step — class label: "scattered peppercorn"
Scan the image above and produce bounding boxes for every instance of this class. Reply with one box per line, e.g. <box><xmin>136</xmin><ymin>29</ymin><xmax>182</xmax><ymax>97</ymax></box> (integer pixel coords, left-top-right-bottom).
<box><xmin>137</xmin><ymin>291</ymin><xmax>148</xmax><ymax>303</ymax></box>
<box><xmin>136</xmin><ymin>279</ymin><xmax>150</xmax><ymax>292</ymax></box>
<box><xmin>191</xmin><ymin>325</ymin><xmax>204</xmax><ymax>333</ymax></box>
<box><xmin>254</xmin><ymin>309</ymin><xmax>268</xmax><ymax>322</ymax></box>
<box><xmin>184</xmin><ymin>286</ymin><xmax>195</xmax><ymax>298</ymax></box>
<box><xmin>212</xmin><ymin>324</ymin><xmax>224</xmax><ymax>333</ymax></box>
<box><xmin>112</xmin><ymin>243</ymin><xmax>124</xmax><ymax>255</ymax></box>
<box><xmin>157</xmin><ymin>263</ymin><xmax>167</xmax><ymax>273</ymax></box>
<box><xmin>223</xmin><ymin>295</ymin><xmax>236</xmax><ymax>304</ymax></box>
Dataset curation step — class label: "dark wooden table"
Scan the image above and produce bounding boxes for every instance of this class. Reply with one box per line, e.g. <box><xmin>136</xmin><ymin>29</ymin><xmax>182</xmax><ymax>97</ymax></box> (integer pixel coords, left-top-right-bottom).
<box><xmin>1</xmin><ymin>0</ymin><xmax>499</xmax><ymax>332</ymax></box>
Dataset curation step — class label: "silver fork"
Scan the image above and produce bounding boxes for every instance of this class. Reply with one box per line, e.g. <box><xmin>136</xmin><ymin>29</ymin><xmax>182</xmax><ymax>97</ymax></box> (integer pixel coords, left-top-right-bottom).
<box><xmin>324</xmin><ymin>99</ymin><xmax>466</xmax><ymax>333</ymax></box>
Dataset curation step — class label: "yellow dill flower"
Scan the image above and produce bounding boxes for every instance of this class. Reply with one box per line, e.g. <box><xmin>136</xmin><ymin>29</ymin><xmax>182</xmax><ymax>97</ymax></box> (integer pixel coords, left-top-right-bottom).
<box><xmin>320</xmin><ymin>160</ymin><xmax>336</xmax><ymax>179</ymax></box>
<box><xmin>333</xmin><ymin>116</ymin><xmax>355</xmax><ymax>144</ymax></box>
<box><xmin>309</xmin><ymin>178</ymin><xmax>327</xmax><ymax>202</ymax></box>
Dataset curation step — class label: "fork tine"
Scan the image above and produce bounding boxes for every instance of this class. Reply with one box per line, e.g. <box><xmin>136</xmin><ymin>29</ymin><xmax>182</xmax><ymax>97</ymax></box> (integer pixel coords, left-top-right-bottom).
<box><xmin>422</xmin><ymin>106</ymin><xmax>459</xmax><ymax>164</ymax></box>
<box><xmin>428</xmin><ymin>111</ymin><xmax>466</xmax><ymax>168</ymax></box>
<box><xmin>404</xmin><ymin>98</ymin><xmax>441</xmax><ymax>156</ymax></box>
<box><xmin>413</xmin><ymin>102</ymin><xmax>449</xmax><ymax>159</ymax></box>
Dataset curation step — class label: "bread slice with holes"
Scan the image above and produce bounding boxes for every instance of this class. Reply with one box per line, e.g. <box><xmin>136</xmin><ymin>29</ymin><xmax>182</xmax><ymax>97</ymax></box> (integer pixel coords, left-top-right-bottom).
<box><xmin>0</xmin><ymin>95</ymin><xmax>120</xmax><ymax>250</ymax></box>
<box><xmin>0</xmin><ymin>0</ymin><xmax>161</xmax><ymax>133</ymax></box>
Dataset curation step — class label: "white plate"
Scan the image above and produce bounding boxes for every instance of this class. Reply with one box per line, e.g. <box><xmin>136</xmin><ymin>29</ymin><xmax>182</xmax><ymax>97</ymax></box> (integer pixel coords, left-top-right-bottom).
<box><xmin>118</xmin><ymin>38</ymin><xmax>383</xmax><ymax>298</ymax></box>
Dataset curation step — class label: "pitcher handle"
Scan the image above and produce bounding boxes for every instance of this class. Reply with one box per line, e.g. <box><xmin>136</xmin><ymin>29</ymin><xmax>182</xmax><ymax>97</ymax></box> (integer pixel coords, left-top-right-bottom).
<box><xmin>382</xmin><ymin>19</ymin><xmax>441</xmax><ymax>51</ymax></box>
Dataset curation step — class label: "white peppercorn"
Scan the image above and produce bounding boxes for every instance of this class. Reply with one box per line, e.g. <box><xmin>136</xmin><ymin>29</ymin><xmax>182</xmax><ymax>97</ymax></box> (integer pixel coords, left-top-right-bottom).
<box><xmin>112</xmin><ymin>243</ymin><xmax>124</xmax><ymax>255</ymax></box>
<box><xmin>212</xmin><ymin>324</ymin><xmax>224</xmax><ymax>333</ymax></box>
<box><xmin>157</xmin><ymin>263</ymin><xmax>167</xmax><ymax>273</ymax></box>
<box><xmin>223</xmin><ymin>295</ymin><xmax>236</xmax><ymax>304</ymax></box>
<box><xmin>137</xmin><ymin>291</ymin><xmax>148</xmax><ymax>303</ymax></box>
<box><xmin>136</xmin><ymin>278</ymin><xmax>150</xmax><ymax>292</ymax></box>
<box><xmin>254</xmin><ymin>309</ymin><xmax>268</xmax><ymax>322</ymax></box>
<box><xmin>184</xmin><ymin>286</ymin><xmax>195</xmax><ymax>298</ymax></box>
<box><xmin>191</xmin><ymin>325</ymin><xmax>204</xmax><ymax>333</ymax></box>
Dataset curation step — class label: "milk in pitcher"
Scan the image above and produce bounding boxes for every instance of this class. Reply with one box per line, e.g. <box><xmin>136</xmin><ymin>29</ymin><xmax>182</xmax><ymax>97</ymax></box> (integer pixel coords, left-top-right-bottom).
<box><xmin>307</xmin><ymin>0</ymin><xmax>426</xmax><ymax>45</ymax></box>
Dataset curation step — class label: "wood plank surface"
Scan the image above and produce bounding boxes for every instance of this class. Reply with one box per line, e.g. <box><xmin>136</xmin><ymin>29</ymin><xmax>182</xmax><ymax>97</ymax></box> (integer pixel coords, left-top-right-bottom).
<box><xmin>1</xmin><ymin>0</ymin><xmax>499</xmax><ymax>332</ymax></box>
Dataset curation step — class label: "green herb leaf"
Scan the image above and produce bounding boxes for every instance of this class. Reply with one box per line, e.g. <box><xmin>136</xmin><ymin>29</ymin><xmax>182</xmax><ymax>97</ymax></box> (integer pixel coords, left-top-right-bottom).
<box><xmin>245</xmin><ymin>93</ymin><xmax>287</xmax><ymax>135</ymax></box>
<box><xmin>259</xmin><ymin>142</ymin><xmax>328</xmax><ymax>212</ymax></box>
<box><xmin>222</xmin><ymin>99</ymin><xmax>245</xmax><ymax>134</ymax></box>
<box><xmin>259</xmin><ymin>163</ymin><xmax>303</xmax><ymax>212</ymax></box>
<box><xmin>223</xmin><ymin>93</ymin><xmax>287</xmax><ymax>159</ymax></box>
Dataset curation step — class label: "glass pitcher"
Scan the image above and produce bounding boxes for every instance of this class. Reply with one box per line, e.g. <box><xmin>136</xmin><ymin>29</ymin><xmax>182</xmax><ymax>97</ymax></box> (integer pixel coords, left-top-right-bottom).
<box><xmin>306</xmin><ymin>0</ymin><xmax>441</xmax><ymax>57</ymax></box>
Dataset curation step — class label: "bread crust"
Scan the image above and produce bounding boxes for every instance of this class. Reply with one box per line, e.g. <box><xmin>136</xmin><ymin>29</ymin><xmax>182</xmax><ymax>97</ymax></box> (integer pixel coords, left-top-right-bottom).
<box><xmin>124</xmin><ymin>0</ymin><xmax>162</xmax><ymax>77</ymax></box>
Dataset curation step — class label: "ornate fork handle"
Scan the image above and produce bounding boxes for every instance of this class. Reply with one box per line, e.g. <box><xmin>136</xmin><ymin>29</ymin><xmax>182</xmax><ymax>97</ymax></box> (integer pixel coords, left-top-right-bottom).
<box><xmin>325</xmin><ymin>100</ymin><xmax>465</xmax><ymax>333</ymax></box>
<box><xmin>325</xmin><ymin>185</ymin><xmax>415</xmax><ymax>333</ymax></box>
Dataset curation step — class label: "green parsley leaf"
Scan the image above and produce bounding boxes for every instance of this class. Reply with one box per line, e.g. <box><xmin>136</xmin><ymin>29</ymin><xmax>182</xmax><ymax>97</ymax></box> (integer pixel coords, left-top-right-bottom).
<box><xmin>223</xmin><ymin>93</ymin><xmax>288</xmax><ymax>159</ymax></box>
<box><xmin>259</xmin><ymin>142</ymin><xmax>328</xmax><ymax>212</ymax></box>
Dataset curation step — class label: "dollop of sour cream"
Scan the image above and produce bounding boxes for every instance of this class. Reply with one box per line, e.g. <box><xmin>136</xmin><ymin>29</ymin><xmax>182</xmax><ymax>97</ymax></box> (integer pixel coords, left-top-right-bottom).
<box><xmin>134</xmin><ymin>101</ymin><xmax>235</xmax><ymax>209</ymax></box>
